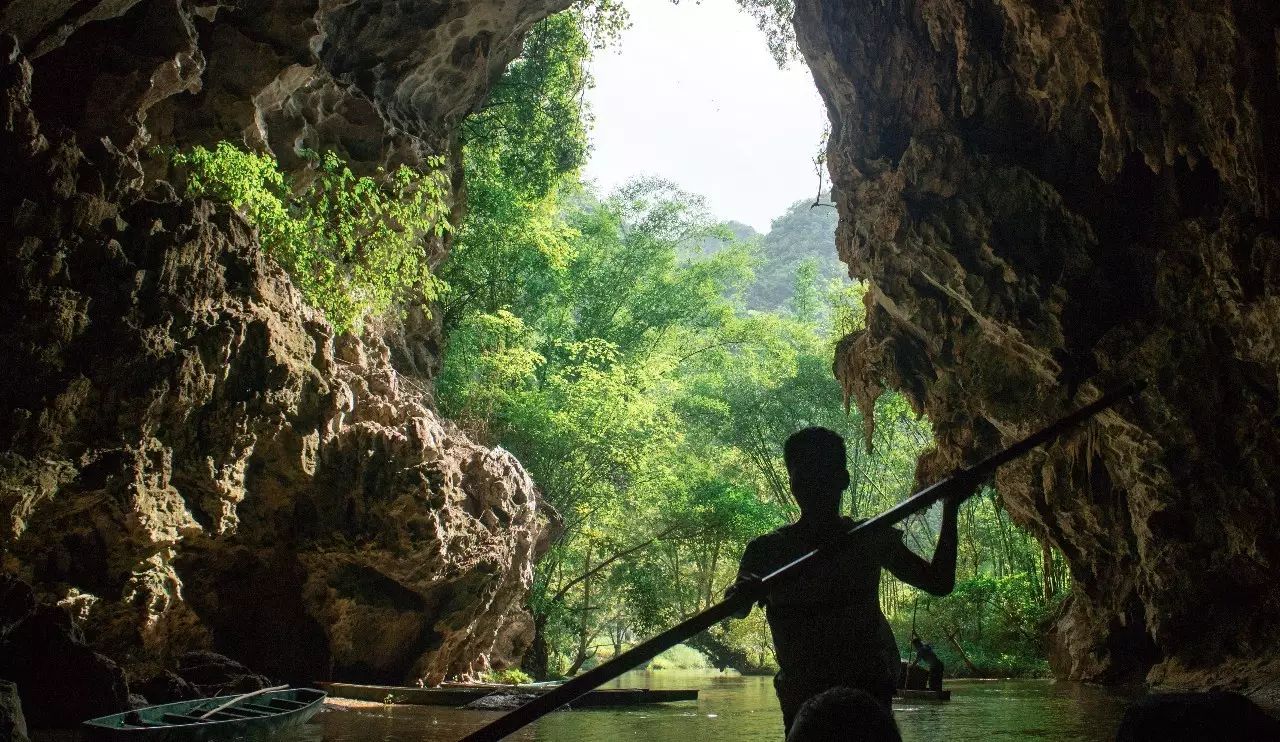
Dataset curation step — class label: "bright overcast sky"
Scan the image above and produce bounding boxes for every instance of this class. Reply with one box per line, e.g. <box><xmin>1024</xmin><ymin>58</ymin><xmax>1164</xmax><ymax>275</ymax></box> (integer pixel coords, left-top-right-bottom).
<box><xmin>582</xmin><ymin>0</ymin><xmax>828</xmax><ymax>233</ymax></box>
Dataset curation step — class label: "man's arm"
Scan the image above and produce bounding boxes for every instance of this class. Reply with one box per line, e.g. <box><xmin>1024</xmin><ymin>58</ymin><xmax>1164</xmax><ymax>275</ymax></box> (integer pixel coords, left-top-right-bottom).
<box><xmin>726</xmin><ymin>540</ymin><xmax>765</xmax><ymax>619</ymax></box>
<box><xmin>883</xmin><ymin>494</ymin><xmax>961</xmax><ymax>596</ymax></box>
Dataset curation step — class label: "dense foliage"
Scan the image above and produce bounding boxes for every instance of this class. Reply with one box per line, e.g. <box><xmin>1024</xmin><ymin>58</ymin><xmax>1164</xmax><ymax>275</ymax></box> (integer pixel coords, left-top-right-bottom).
<box><xmin>173</xmin><ymin>144</ymin><xmax>452</xmax><ymax>333</ymax></box>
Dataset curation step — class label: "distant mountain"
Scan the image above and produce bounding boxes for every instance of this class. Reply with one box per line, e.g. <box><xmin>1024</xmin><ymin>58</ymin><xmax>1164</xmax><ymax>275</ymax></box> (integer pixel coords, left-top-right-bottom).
<box><xmin>689</xmin><ymin>220</ymin><xmax>760</xmax><ymax>258</ymax></box>
<box><xmin>693</xmin><ymin>198</ymin><xmax>845</xmax><ymax>311</ymax></box>
<box><xmin>748</xmin><ymin>196</ymin><xmax>843</xmax><ymax>311</ymax></box>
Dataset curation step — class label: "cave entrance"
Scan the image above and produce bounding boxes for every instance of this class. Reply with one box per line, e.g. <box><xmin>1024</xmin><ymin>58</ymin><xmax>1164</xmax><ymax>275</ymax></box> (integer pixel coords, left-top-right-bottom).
<box><xmin>437</xmin><ymin>0</ymin><xmax>1069</xmax><ymax>688</ymax></box>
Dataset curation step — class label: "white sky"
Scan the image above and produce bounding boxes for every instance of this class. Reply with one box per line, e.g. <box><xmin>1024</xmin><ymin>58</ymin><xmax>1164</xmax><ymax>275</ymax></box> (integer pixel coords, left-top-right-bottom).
<box><xmin>582</xmin><ymin>0</ymin><xmax>829</xmax><ymax>233</ymax></box>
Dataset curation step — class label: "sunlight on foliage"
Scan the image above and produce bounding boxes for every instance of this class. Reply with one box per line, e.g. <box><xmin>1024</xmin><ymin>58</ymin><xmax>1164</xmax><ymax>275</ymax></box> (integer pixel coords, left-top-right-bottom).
<box><xmin>172</xmin><ymin>143</ymin><xmax>451</xmax><ymax>334</ymax></box>
<box><xmin>577</xmin><ymin>0</ymin><xmax>631</xmax><ymax>49</ymax></box>
<box><xmin>480</xmin><ymin>668</ymin><xmax>535</xmax><ymax>685</ymax></box>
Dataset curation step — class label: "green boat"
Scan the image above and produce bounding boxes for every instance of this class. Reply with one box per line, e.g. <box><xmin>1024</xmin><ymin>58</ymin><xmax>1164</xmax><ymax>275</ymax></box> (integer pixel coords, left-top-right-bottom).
<box><xmin>81</xmin><ymin>687</ymin><xmax>326</xmax><ymax>741</ymax></box>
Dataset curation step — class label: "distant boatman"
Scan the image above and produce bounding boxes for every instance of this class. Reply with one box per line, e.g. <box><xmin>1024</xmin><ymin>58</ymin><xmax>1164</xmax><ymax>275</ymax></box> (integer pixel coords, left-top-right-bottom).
<box><xmin>907</xmin><ymin>634</ymin><xmax>944</xmax><ymax>692</ymax></box>
<box><xmin>728</xmin><ymin>427</ymin><xmax>969</xmax><ymax>734</ymax></box>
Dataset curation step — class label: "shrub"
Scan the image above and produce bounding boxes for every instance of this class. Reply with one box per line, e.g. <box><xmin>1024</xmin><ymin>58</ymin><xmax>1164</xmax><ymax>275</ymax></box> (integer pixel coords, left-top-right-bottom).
<box><xmin>172</xmin><ymin>143</ymin><xmax>452</xmax><ymax>334</ymax></box>
<box><xmin>482</xmin><ymin>668</ymin><xmax>534</xmax><ymax>685</ymax></box>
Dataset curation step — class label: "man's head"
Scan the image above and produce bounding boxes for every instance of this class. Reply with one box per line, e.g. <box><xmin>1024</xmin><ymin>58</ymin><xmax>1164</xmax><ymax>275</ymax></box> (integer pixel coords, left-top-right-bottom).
<box><xmin>910</xmin><ymin>636</ymin><xmax>924</xmax><ymax>649</ymax></box>
<box><xmin>786</xmin><ymin>687</ymin><xmax>902</xmax><ymax>742</ymax></box>
<box><xmin>784</xmin><ymin>427</ymin><xmax>850</xmax><ymax>516</ymax></box>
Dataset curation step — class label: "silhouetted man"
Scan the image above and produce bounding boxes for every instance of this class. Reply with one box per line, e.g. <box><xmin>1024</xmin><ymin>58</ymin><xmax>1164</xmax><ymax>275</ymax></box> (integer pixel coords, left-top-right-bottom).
<box><xmin>729</xmin><ymin>426</ymin><xmax>968</xmax><ymax>734</ymax></box>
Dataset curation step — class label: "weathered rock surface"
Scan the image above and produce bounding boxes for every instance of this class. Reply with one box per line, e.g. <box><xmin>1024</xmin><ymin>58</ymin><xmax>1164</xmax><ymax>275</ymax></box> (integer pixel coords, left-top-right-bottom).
<box><xmin>0</xmin><ymin>0</ymin><xmax>558</xmax><ymax>699</ymax></box>
<box><xmin>0</xmin><ymin>0</ymin><xmax>570</xmax><ymax>174</ymax></box>
<box><xmin>135</xmin><ymin>670</ymin><xmax>200</xmax><ymax>706</ymax></box>
<box><xmin>795</xmin><ymin>0</ymin><xmax>1280</xmax><ymax>699</ymax></box>
<box><xmin>0</xmin><ymin>680</ymin><xmax>29</xmax><ymax>742</ymax></box>
<box><xmin>171</xmin><ymin>651</ymin><xmax>271</xmax><ymax>698</ymax></box>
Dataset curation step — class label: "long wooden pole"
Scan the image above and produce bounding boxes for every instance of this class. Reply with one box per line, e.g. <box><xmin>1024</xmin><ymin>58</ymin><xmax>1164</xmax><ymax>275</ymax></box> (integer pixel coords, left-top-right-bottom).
<box><xmin>196</xmin><ymin>684</ymin><xmax>289</xmax><ymax>719</ymax></box>
<box><xmin>459</xmin><ymin>381</ymin><xmax>1145</xmax><ymax>742</ymax></box>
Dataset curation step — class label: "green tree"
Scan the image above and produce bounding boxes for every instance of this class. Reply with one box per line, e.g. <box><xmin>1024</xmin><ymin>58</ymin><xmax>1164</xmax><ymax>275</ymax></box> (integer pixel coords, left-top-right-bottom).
<box><xmin>789</xmin><ymin>258</ymin><xmax>821</xmax><ymax>324</ymax></box>
<box><xmin>441</xmin><ymin>11</ymin><xmax>592</xmax><ymax>331</ymax></box>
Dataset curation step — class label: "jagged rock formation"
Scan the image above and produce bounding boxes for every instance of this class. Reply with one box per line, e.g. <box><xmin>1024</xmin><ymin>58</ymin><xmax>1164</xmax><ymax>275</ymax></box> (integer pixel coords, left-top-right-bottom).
<box><xmin>0</xmin><ymin>0</ymin><xmax>570</xmax><ymax>719</ymax></box>
<box><xmin>0</xmin><ymin>680</ymin><xmax>29</xmax><ymax>742</ymax></box>
<box><xmin>0</xmin><ymin>0</ymin><xmax>569</xmax><ymax>173</ymax></box>
<box><xmin>795</xmin><ymin>0</ymin><xmax>1280</xmax><ymax>701</ymax></box>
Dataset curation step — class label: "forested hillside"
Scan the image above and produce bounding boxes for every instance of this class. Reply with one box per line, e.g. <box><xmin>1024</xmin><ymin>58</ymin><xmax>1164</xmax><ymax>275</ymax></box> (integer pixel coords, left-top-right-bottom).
<box><xmin>747</xmin><ymin>198</ymin><xmax>842</xmax><ymax>311</ymax></box>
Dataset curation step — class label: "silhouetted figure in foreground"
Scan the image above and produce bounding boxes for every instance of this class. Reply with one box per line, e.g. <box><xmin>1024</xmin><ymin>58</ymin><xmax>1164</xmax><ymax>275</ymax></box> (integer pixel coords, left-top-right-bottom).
<box><xmin>905</xmin><ymin>634</ymin><xmax>944</xmax><ymax>692</ymax></box>
<box><xmin>729</xmin><ymin>427</ymin><xmax>971</xmax><ymax>734</ymax></box>
<box><xmin>1115</xmin><ymin>692</ymin><xmax>1280</xmax><ymax>741</ymax></box>
<box><xmin>786</xmin><ymin>687</ymin><xmax>902</xmax><ymax>742</ymax></box>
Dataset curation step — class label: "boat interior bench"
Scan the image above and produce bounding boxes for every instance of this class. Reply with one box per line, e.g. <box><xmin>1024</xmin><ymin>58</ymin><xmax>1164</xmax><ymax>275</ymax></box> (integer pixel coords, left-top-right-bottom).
<box><xmin>161</xmin><ymin>714</ymin><xmax>214</xmax><ymax>724</ymax></box>
<box><xmin>265</xmin><ymin>699</ymin><xmax>312</xmax><ymax>709</ymax></box>
<box><xmin>216</xmin><ymin>707</ymin><xmax>269</xmax><ymax>718</ymax></box>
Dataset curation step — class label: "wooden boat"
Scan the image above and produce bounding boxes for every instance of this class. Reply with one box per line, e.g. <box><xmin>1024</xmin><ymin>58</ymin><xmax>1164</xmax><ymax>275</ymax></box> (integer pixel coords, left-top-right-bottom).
<box><xmin>897</xmin><ymin>660</ymin><xmax>952</xmax><ymax>701</ymax></box>
<box><xmin>318</xmin><ymin>681</ymin><xmax>697</xmax><ymax>708</ymax></box>
<box><xmin>81</xmin><ymin>687</ymin><xmax>326</xmax><ymax>741</ymax></box>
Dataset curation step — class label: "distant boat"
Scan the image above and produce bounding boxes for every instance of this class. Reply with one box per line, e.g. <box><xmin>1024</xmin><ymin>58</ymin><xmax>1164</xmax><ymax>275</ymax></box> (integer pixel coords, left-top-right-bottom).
<box><xmin>318</xmin><ymin>681</ymin><xmax>698</xmax><ymax>708</ymax></box>
<box><xmin>81</xmin><ymin>687</ymin><xmax>326</xmax><ymax>741</ymax></box>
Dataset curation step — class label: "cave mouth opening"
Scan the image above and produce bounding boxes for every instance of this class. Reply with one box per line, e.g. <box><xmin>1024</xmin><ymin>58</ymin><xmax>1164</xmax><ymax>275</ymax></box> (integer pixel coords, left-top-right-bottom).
<box><xmin>435</xmin><ymin>0</ymin><xmax>1072</xmax><ymax>685</ymax></box>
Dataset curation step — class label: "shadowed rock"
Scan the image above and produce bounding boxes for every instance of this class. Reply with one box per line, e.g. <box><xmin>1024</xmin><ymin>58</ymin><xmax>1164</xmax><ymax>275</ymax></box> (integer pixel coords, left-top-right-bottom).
<box><xmin>1116</xmin><ymin>692</ymin><xmax>1280</xmax><ymax>741</ymax></box>
<box><xmin>0</xmin><ymin>681</ymin><xmax>29</xmax><ymax>742</ymax></box>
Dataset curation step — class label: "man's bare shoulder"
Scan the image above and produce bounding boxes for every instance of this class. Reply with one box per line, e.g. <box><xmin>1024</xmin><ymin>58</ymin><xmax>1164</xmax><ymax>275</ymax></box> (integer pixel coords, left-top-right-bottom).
<box><xmin>739</xmin><ymin>525</ymin><xmax>807</xmax><ymax>574</ymax></box>
<box><xmin>744</xmin><ymin>524</ymin><xmax>801</xmax><ymax>552</ymax></box>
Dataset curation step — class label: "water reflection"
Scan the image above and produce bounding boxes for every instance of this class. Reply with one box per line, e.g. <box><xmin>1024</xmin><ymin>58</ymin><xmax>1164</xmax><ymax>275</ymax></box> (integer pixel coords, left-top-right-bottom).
<box><xmin>299</xmin><ymin>672</ymin><xmax>1134</xmax><ymax>742</ymax></box>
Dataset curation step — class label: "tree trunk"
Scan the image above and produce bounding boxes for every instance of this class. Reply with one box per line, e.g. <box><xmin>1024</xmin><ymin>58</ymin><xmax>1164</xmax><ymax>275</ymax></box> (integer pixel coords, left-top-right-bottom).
<box><xmin>1041</xmin><ymin>540</ymin><xmax>1055</xmax><ymax>601</ymax></box>
<box><xmin>565</xmin><ymin>547</ymin><xmax>595</xmax><ymax>675</ymax></box>
<box><xmin>945</xmin><ymin>630</ymin><xmax>981</xmax><ymax>675</ymax></box>
<box><xmin>522</xmin><ymin>613</ymin><xmax>551</xmax><ymax>680</ymax></box>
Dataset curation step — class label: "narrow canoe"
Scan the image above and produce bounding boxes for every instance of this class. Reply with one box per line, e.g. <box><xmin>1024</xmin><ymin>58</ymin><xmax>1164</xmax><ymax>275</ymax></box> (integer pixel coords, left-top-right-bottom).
<box><xmin>318</xmin><ymin>682</ymin><xmax>697</xmax><ymax>707</ymax></box>
<box><xmin>81</xmin><ymin>687</ymin><xmax>326</xmax><ymax>741</ymax></box>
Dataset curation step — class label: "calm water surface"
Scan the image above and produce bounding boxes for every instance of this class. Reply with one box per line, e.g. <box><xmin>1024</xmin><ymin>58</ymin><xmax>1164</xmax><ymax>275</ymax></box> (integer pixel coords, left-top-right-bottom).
<box><xmin>300</xmin><ymin>671</ymin><xmax>1135</xmax><ymax>742</ymax></box>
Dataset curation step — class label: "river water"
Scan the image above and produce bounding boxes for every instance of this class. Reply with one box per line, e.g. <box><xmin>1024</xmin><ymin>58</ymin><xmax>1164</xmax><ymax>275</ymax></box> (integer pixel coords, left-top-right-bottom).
<box><xmin>302</xmin><ymin>671</ymin><xmax>1136</xmax><ymax>742</ymax></box>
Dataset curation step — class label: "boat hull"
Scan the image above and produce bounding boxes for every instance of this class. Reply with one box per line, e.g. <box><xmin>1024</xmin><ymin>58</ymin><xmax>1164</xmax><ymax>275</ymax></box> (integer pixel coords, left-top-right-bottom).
<box><xmin>318</xmin><ymin>682</ymin><xmax>697</xmax><ymax>708</ymax></box>
<box><xmin>81</xmin><ymin>688</ymin><xmax>326</xmax><ymax>741</ymax></box>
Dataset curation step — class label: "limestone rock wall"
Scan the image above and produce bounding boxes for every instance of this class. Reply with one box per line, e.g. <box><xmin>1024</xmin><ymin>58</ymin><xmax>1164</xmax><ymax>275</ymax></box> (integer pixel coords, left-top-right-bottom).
<box><xmin>794</xmin><ymin>0</ymin><xmax>1280</xmax><ymax>699</ymax></box>
<box><xmin>0</xmin><ymin>0</ymin><xmax>568</xmax><ymax>173</ymax></box>
<box><xmin>0</xmin><ymin>0</ymin><xmax>569</xmax><ymax>699</ymax></box>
